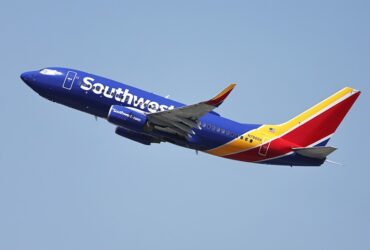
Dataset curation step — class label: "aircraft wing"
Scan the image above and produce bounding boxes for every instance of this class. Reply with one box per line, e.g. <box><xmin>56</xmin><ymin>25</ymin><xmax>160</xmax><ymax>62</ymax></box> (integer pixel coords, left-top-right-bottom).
<box><xmin>147</xmin><ymin>83</ymin><xmax>236</xmax><ymax>137</ymax></box>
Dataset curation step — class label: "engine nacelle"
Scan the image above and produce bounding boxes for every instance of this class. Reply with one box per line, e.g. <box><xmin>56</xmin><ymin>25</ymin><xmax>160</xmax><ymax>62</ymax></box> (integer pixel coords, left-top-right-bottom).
<box><xmin>108</xmin><ymin>105</ymin><xmax>148</xmax><ymax>130</ymax></box>
<box><xmin>115</xmin><ymin>127</ymin><xmax>160</xmax><ymax>145</ymax></box>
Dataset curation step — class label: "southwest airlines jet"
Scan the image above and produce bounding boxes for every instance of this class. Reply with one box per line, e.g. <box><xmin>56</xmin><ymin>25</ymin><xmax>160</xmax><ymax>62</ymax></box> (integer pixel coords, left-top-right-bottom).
<box><xmin>21</xmin><ymin>68</ymin><xmax>361</xmax><ymax>166</ymax></box>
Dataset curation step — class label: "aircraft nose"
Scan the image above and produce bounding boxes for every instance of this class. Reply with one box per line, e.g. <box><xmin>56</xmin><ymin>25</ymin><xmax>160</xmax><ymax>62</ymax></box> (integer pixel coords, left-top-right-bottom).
<box><xmin>20</xmin><ymin>72</ymin><xmax>31</xmax><ymax>83</ymax></box>
<box><xmin>20</xmin><ymin>71</ymin><xmax>37</xmax><ymax>87</ymax></box>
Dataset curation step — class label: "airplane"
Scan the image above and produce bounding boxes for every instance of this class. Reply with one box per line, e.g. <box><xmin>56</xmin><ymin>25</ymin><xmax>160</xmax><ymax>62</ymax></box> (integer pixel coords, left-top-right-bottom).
<box><xmin>21</xmin><ymin>67</ymin><xmax>361</xmax><ymax>166</ymax></box>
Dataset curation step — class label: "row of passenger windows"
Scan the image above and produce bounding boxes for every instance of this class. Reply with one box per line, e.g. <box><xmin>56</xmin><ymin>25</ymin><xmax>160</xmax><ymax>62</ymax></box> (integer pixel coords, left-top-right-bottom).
<box><xmin>199</xmin><ymin>121</ymin><xmax>254</xmax><ymax>143</ymax></box>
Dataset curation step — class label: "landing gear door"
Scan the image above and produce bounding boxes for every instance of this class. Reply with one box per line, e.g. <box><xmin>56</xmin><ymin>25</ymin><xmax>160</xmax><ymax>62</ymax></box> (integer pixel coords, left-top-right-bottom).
<box><xmin>63</xmin><ymin>71</ymin><xmax>77</xmax><ymax>90</ymax></box>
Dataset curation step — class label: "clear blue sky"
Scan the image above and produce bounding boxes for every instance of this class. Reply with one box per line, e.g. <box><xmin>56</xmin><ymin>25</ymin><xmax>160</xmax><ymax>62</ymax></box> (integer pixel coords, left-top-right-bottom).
<box><xmin>1</xmin><ymin>1</ymin><xmax>369</xmax><ymax>249</ymax></box>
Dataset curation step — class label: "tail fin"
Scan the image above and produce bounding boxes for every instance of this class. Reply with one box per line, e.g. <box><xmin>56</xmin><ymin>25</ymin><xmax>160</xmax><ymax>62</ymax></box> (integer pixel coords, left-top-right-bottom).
<box><xmin>273</xmin><ymin>87</ymin><xmax>361</xmax><ymax>147</ymax></box>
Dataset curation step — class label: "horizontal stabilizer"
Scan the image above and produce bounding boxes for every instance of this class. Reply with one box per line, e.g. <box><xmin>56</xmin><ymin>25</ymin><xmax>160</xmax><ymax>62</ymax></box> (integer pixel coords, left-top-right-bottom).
<box><xmin>292</xmin><ymin>146</ymin><xmax>337</xmax><ymax>159</ymax></box>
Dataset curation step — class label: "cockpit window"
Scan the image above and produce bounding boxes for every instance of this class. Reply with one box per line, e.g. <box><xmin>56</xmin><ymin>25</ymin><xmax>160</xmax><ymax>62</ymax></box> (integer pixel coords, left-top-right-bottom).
<box><xmin>39</xmin><ymin>68</ymin><xmax>63</xmax><ymax>76</ymax></box>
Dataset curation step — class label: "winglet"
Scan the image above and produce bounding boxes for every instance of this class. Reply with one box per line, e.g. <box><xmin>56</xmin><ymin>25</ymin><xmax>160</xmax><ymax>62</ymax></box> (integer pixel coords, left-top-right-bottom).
<box><xmin>204</xmin><ymin>83</ymin><xmax>236</xmax><ymax>107</ymax></box>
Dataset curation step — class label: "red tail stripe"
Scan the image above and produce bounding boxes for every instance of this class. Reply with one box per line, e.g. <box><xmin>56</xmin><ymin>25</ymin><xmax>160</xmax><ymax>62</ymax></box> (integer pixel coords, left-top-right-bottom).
<box><xmin>282</xmin><ymin>92</ymin><xmax>360</xmax><ymax>146</ymax></box>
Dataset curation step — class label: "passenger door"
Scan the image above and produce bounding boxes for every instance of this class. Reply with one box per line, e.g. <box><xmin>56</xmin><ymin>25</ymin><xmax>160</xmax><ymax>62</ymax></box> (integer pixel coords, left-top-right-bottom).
<box><xmin>62</xmin><ymin>71</ymin><xmax>77</xmax><ymax>90</ymax></box>
<box><xmin>258</xmin><ymin>136</ymin><xmax>271</xmax><ymax>156</ymax></box>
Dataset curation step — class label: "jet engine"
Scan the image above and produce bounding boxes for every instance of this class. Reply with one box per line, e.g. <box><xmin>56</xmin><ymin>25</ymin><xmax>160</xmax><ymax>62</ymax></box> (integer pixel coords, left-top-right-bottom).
<box><xmin>115</xmin><ymin>127</ymin><xmax>160</xmax><ymax>145</ymax></box>
<box><xmin>108</xmin><ymin>105</ymin><xmax>148</xmax><ymax>130</ymax></box>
